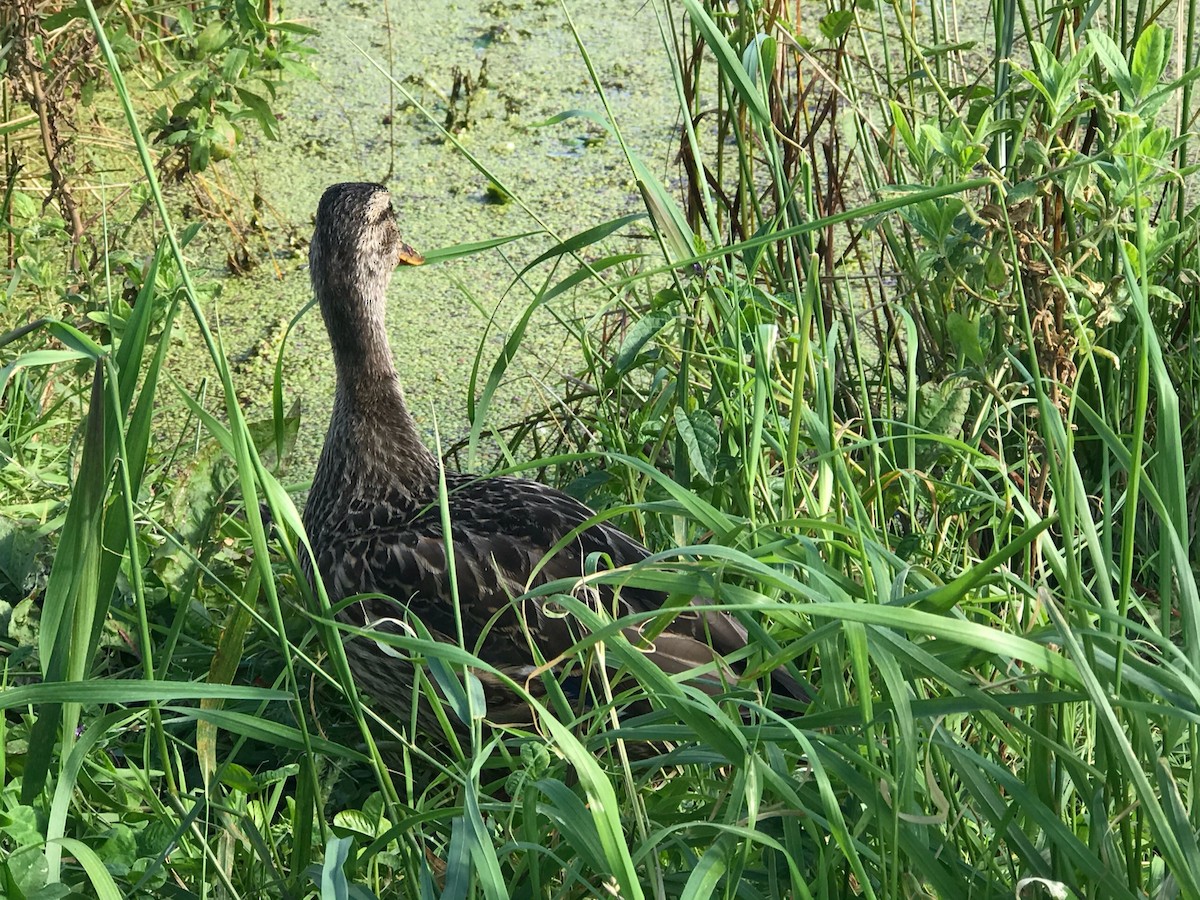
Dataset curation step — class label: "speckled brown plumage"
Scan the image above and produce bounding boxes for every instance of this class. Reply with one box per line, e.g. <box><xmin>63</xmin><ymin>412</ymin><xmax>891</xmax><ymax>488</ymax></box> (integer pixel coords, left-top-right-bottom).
<box><xmin>302</xmin><ymin>182</ymin><xmax>803</xmax><ymax>726</ymax></box>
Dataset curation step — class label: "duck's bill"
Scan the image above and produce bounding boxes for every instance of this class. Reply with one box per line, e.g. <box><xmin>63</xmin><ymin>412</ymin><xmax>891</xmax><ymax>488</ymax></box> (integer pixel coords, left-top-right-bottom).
<box><xmin>396</xmin><ymin>241</ymin><xmax>425</xmax><ymax>266</ymax></box>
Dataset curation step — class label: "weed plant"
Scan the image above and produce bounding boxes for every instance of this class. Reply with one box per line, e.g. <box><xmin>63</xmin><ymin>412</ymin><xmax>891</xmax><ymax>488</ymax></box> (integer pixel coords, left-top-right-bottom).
<box><xmin>2</xmin><ymin>0</ymin><xmax>1200</xmax><ymax>897</ymax></box>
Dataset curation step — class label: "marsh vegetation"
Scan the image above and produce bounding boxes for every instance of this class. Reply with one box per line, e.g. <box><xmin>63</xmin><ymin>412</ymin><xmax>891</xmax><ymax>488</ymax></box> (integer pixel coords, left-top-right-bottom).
<box><xmin>2</xmin><ymin>0</ymin><xmax>1200</xmax><ymax>897</ymax></box>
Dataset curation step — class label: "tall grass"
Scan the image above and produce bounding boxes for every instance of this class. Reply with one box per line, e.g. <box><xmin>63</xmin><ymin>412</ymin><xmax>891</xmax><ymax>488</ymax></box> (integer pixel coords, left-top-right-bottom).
<box><xmin>2</xmin><ymin>0</ymin><xmax>1200</xmax><ymax>897</ymax></box>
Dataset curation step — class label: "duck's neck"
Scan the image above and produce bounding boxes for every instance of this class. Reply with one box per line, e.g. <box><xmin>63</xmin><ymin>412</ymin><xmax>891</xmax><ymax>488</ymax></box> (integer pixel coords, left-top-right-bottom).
<box><xmin>315</xmin><ymin>283</ymin><xmax>439</xmax><ymax>507</ymax></box>
<box><xmin>322</xmin><ymin>278</ymin><xmax>398</xmax><ymax>385</ymax></box>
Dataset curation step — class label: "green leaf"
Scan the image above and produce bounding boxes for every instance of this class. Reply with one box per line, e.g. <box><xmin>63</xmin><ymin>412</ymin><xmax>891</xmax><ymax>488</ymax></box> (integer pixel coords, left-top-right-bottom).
<box><xmin>1088</xmin><ymin>30</ymin><xmax>1135</xmax><ymax>102</ymax></box>
<box><xmin>674</xmin><ymin>407</ymin><xmax>719</xmax><ymax>484</ymax></box>
<box><xmin>681</xmin><ymin>0</ymin><xmax>770</xmax><ymax>126</ymax></box>
<box><xmin>1139</xmin><ymin>125</ymin><xmax>1170</xmax><ymax>162</ymax></box>
<box><xmin>946</xmin><ymin>311</ymin><xmax>984</xmax><ymax>365</ymax></box>
<box><xmin>420</xmin><ymin>230</ymin><xmax>541</xmax><ymax>264</ymax></box>
<box><xmin>155</xmin><ymin>430</ymin><xmax>237</xmax><ymax>597</ymax></box>
<box><xmin>533</xmin><ymin>779</ymin><xmax>610</xmax><ymax>875</ymax></box>
<box><xmin>0</xmin><ymin>349</ymin><xmax>93</xmax><ymax>397</ymax></box>
<box><xmin>26</xmin><ymin>362</ymin><xmax>108</xmax><ymax>802</ymax></box>
<box><xmin>6</xmin><ymin>846</ymin><xmax>48</xmax><ymax>897</ymax></box>
<box><xmin>98</xmin><ymin>824</ymin><xmax>138</xmax><ymax>875</ymax></box>
<box><xmin>443</xmin><ymin>816</ymin><xmax>471</xmax><ymax>900</ymax></box>
<box><xmin>743</xmin><ymin>35</ymin><xmax>776</xmax><ymax>88</ymax></box>
<box><xmin>533</xmin><ymin>709</ymin><xmax>644</xmax><ymax>898</ymax></box>
<box><xmin>1</xmin><ymin>680</ymin><xmax>287</xmax><ymax>710</ymax></box>
<box><xmin>984</xmin><ymin>247</ymin><xmax>1008</xmax><ymax>288</ymax></box>
<box><xmin>198</xmin><ymin>568</ymin><xmax>259</xmax><ymax>783</ymax></box>
<box><xmin>463</xmin><ymin>748</ymin><xmax>505</xmax><ymax>900</ymax></box>
<box><xmin>0</xmin><ymin>805</ymin><xmax>43</xmax><ymax>847</ymax></box>
<box><xmin>0</xmin><ymin>516</ymin><xmax>48</xmax><ymax>598</ymax></box>
<box><xmin>638</xmin><ymin>178</ymin><xmax>694</xmax><ymax>264</ymax></box>
<box><xmin>682</xmin><ymin>834</ymin><xmax>733</xmax><ymax>896</ymax></box>
<box><xmin>1131</xmin><ymin>23</ymin><xmax>1169</xmax><ymax>100</ymax></box>
<box><xmin>334</xmin><ymin>807</ymin><xmax>392</xmax><ymax>841</ymax></box>
<box><xmin>222</xmin><ymin>48</ymin><xmax>249</xmax><ymax>84</ymax></box>
<box><xmin>820</xmin><ymin>9</ymin><xmax>855</xmax><ymax>40</ymax></box>
<box><xmin>166</xmin><ymin>707</ymin><xmax>368</xmax><ymax>761</ymax></box>
<box><xmin>1156</xmin><ymin>758</ymin><xmax>1200</xmax><ymax>875</ymax></box>
<box><xmin>917</xmin><ymin>377</ymin><xmax>970</xmax><ymax>441</ymax></box>
<box><xmin>319</xmin><ymin>835</ymin><xmax>353</xmax><ymax>900</ymax></box>
<box><xmin>234</xmin><ymin>87</ymin><xmax>279</xmax><ymax>141</ymax></box>
<box><xmin>218</xmin><ymin>763</ymin><xmax>260</xmax><ymax>795</ymax></box>
<box><xmin>195</xmin><ymin>20</ymin><xmax>229</xmax><ymax>55</ymax></box>
<box><xmin>608</xmin><ymin>310</ymin><xmax>671</xmax><ymax>383</ymax></box>
<box><xmin>424</xmin><ymin>651</ymin><xmax>475</xmax><ymax>725</ymax></box>
<box><xmin>918</xmin><ymin>517</ymin><xmax>1056</xmax><ymax>613</ymax></box>
<box><xmin>914</xmin><ymin>377</ymin><xmax>971</xmax><ymax>470</ymax></box>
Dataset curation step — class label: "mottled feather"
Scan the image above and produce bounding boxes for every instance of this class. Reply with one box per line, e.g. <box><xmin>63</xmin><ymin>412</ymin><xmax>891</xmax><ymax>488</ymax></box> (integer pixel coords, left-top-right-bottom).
<box><xmin>302</xmin><ymin>182</ymin><xmax>804</xmax><ymax>726</ymax></box>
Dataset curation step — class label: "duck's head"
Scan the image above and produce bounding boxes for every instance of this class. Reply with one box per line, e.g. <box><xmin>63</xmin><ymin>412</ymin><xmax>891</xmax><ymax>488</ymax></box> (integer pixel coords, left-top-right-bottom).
<box><xmin>309</xmin><ymin>182</ymin><xmax>424</xmax><ymax>313</ymax></box>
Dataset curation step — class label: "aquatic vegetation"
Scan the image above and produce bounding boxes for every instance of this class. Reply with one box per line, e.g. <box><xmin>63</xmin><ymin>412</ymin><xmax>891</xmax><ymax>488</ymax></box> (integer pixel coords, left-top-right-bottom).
<box><xmin>2</xmin><ymin>0</ymin><xmax>1200</xmax><ymax>897</ymax></box>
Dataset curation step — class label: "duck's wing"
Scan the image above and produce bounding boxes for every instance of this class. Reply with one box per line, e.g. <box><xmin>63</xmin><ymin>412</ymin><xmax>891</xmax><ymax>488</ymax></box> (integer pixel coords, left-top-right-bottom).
<box><xmin>314</xmin><ymin>474</ymin><xmax>802</xmax><ymax>698</ymax></box>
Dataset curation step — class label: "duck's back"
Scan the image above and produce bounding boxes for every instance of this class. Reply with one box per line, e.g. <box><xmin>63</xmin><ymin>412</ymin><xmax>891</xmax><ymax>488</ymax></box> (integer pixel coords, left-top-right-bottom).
<box><xmin>309</xmin><ymin>473</ymin><xmax>660</xmax><ymax>659</ymax></box>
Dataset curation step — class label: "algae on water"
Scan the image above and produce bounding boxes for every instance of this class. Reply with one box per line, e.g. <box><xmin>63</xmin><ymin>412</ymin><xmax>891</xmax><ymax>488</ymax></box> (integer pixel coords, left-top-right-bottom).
<box><xmin>173</xmin><ymin>0</ymin><xmax>681</xmax><ymax>473</ymax></box>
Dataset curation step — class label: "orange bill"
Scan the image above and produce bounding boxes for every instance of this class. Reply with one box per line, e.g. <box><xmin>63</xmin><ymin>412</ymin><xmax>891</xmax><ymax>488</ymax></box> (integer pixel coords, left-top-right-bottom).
<box><xmin>396</xmin><ymin>241</ymin><xmax>424</xmax><ymax>266</ymax></box>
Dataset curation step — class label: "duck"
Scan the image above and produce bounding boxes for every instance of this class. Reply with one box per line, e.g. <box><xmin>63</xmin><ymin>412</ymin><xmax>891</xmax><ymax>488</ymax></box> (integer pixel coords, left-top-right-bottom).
<box><xmin>301</xmin><ymin>182</ymin><xmax>805</xmax><ymax>727</ymax></box>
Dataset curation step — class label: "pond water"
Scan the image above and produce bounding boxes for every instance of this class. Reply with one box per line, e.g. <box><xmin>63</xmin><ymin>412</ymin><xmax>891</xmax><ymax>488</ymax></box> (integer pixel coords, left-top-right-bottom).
<box><xmin>189</xmin><ymin>0</ymin><xmax>684</xmax><ymax>474</ymax></box>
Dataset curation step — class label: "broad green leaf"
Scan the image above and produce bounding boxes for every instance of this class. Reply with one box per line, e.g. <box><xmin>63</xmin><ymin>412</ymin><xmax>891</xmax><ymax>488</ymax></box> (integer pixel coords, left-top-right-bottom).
<box><xmin>1131</xmin><ymin>23</ymin><xmax>1169</xmax><ymax>100</ymax></box>
<box><xmin>946</xmin><ymin>311</ymin><xmax>984</xmax><ymax>365</ymax></box>
<box><xmin>1088</xmin><ymin>30</ymin><xmax>1135</xmax><ymax>102</ymax></box>
<box><xmin>235</xmin><ymin>86</ymin><xmax>279</xmax><ymax>140</ymax></box>
<box><xmin>674</xmin><ymin>407</ymin><xmax>719</xmax><ymax>485</ymax></box>
<box><xmin>7</xmin><ymin>846</ymin><xmax>49</xmax><ymax>897</ymax></box>
<box><xmin>0</xmin><ymin>805</ymin><xmax>42</xmax><ymax>847</ymax></box>
<box><xmin>608</xmin><ymin>310</ymin><xmax>671</xmax><ymax>383</ymax></box>
<box><xmin>820</xmin><ymin>10</ymin><xmax>855</xmax><ymax>40</ymax></box>
<box><xmin>917</xmin><ymin>377</ymin><xmax>970</xmax><ymax>442</ymax></box>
